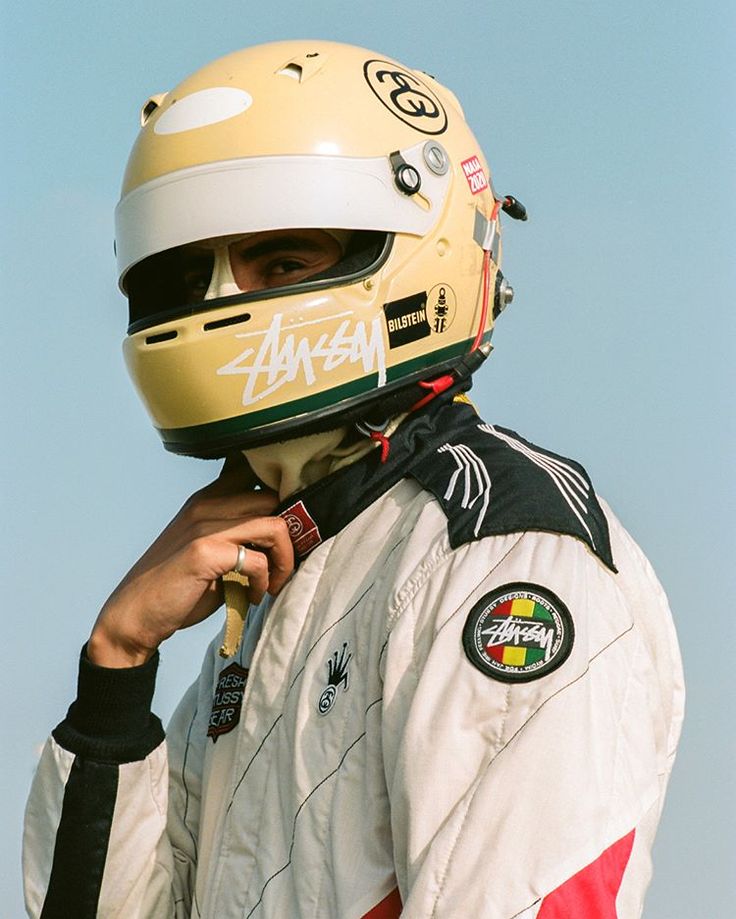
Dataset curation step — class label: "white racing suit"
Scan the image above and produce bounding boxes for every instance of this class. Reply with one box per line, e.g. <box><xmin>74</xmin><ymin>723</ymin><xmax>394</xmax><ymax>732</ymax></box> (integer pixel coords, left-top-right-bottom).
<box><xmin>24</xmin><ymin>398</ymin><xmax>684</xmax><ymax>918</ymax></box>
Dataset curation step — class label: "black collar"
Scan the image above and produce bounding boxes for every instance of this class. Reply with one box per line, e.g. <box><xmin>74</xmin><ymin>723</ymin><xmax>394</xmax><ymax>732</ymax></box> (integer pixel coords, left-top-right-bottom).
<box><xmin>276</xmin><ymin>397</ymin><xmax>615</xmax><ymax>571</ymax></box>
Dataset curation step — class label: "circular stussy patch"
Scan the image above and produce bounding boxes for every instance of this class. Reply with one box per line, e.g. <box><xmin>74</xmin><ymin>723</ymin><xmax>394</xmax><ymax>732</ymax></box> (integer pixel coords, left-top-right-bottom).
<box><xmin>462</xmin><ymin>583</ymin><xmax>574</xmax><ymax>683</ymax></box>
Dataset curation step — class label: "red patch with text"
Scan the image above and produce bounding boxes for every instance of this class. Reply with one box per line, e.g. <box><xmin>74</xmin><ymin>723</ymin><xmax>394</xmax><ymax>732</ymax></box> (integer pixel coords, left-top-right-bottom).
<box><xmin>280</xmin><ymin>499</ymin><xmax>322</xmax><ymax>558</ymax></box>
<box><xmin>461</xmin><ymin>155</ymin><xmax>489</xmax><ymax>195</ymax></box>
<box><xmin>207</xmin><ymin>662</ymin><xmax>248</xmax><ymax>743</ymax></box>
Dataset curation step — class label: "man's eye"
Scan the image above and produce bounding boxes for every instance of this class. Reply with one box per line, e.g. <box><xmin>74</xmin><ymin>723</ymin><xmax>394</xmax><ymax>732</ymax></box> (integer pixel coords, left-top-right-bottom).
<box><xmin>269</xmin><ymin>258</ymin><xmax>308</xmax><ymax>276</ymax></box>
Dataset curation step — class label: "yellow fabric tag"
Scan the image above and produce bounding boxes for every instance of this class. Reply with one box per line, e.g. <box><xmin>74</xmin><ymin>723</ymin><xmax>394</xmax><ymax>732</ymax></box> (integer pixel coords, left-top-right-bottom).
<box><xmin>219</xmin><ymin>572</ymin><xmax>250</xmax><ymax>658</ymax></box>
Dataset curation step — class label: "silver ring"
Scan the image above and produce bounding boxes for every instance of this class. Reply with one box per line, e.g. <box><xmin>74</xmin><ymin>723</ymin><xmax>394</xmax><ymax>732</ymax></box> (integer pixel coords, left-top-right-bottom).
<box><xmin>234</xmin><ymin>544</ymin><xmax>247</xmax><ymax>574</ymax></box>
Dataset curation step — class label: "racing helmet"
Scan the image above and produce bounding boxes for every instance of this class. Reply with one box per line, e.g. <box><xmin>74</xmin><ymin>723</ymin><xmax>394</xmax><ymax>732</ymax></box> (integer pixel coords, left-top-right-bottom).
<box><xmin>116</xmin><ymin>40</ymin><xmax>516</xmax><ymax>457</ymax></box>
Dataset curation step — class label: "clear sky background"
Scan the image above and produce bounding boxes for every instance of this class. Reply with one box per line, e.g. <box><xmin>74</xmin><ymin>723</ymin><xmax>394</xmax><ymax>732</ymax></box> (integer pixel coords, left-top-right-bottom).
<box><xmin>2</xmin><ymin>1</ymin><xmax>733</xmax><ymax>916</ymax></box>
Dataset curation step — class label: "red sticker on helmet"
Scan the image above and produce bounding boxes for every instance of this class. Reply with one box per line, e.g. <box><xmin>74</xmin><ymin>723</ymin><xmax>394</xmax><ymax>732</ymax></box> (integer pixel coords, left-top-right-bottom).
<box><xmin>461</xmin><ymin>156</ymin><xmax>488</xmax><ymax>195</ymax></box>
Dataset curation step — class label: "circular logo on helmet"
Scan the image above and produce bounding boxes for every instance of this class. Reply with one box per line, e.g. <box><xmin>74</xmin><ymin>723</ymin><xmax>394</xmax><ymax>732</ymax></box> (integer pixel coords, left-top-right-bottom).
<box><xmin>462</xmin><ymin>583</ymin><xmax>574</xmax><ymax>683</ymax></box>
<box><xmin>363</xmin><ymin>60</ymin><xmax>448</xmax><ymax>135</ymax></box>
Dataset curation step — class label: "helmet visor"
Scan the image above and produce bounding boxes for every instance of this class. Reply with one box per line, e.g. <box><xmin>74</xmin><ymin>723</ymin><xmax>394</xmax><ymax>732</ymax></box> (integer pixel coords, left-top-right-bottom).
<box><xmin>115</xmin><ymin>144</ymin><xmax>452</xmax><ymax>284</ymax></box>
<box><xmin>125</xmin><ymin>229</ymin><xmax>391</xmax><ymax>333</ymax></box>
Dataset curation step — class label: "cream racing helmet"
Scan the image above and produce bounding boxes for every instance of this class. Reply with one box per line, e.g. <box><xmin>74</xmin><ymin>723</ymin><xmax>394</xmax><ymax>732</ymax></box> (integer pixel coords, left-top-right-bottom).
<box><xmin>116</xmin><ymin>40</ymin><xmax>521</xmax><ymax>457</ymax></box>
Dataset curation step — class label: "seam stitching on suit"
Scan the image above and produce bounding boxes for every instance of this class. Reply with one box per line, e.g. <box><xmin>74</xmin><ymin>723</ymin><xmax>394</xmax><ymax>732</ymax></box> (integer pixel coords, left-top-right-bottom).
<box><xmin>245</xmin><ymin>697</ymin><xmax>383</xmax><ymax>918</ymax></box>
<box><xmin>429</xmin><ymin>622</ymin><xmax>636</xmax><ymax>916</ymax></box>
<box><xmin>226</xmin><ymin>582</ymin><xmax>375</xmax><ymax>814</ymax></box>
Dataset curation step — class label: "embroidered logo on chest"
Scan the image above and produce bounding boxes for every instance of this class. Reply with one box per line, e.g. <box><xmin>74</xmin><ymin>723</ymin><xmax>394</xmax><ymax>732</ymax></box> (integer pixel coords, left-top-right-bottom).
<box><xmin>207</xmin><ymin>662</ymin><xmax>249</xmax><ymax>742</ymax></box>
<box><xmin>318</xmin><ymin>642</ymin><xmax>352</xmax><ymax>715</ymax></box>
<box><xmin>462</xmin><ymin>583</ymin><xmax>574</xmax><ymax>683</ymax></box>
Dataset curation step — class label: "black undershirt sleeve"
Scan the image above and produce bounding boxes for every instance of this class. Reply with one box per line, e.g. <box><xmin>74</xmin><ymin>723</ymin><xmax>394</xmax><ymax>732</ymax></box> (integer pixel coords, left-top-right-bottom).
<box><xmin>41</xmin><ymin>646</ymin><xmax>165</xmax><ymax>918</ymax></box>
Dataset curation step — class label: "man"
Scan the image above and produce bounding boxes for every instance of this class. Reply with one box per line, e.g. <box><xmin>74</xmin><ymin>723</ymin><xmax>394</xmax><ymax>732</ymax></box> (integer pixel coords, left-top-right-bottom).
<box><xmin>23</xmin><ymin>40</ymin><xmax>684</xmax><ymax>918</ymax></box>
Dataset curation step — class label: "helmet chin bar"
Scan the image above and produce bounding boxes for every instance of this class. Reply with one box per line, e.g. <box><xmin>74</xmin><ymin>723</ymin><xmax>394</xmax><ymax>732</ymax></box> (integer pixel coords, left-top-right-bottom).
<box><xmin>161</xmin><ymin>345</ymin><xmax>492</xmax><ymax>459</ymax></box>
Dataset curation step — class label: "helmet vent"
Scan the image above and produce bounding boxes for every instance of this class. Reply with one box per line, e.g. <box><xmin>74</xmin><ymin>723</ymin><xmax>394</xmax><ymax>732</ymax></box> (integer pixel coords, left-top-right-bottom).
<box><xmin>140</xmin><ymin>93</ymin><xmax>168</xmax><ymax>127</ymax></box>
<box><xmin>277</xmin><ymin>63</ymin><xmax>303</xmax><ymax>81</ymax></box>
<box><xmin>145</xmin><ymin>330</ymin><xmax>178</xmax><ymax>344</ymax></box>
<box><xmin>203</xmin><ymin>312</ymin><xmax>252</xmax><ymax>332</ymax></box>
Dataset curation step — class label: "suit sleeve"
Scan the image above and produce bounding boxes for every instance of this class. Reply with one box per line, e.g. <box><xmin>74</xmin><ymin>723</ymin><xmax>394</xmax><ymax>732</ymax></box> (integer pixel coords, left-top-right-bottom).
<box><xmin>23</xmin><ymin>647</ymin><xmax>201</xmax><ymax>919</ymax></box>
<box><xmin>380</xmin><ymin>528</ymin><xmax>684</xmax><ymax>919</ymax></box>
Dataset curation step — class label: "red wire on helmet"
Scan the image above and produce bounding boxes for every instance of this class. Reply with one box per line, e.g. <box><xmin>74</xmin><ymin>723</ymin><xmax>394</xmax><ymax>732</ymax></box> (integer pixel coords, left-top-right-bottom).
<box><xmin>408</xmin><ymin>200</ymin><xmax>498</xmax><ymax>416</ymax></box>
<box><xmin>371</xmin><ymin>201</ymin><xmax>500</xmax><ymax>463</ymax></box>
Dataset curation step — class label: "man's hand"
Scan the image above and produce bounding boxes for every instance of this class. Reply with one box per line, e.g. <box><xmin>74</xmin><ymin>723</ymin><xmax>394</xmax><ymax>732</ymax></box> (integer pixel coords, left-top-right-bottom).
<box><xmin>87</xmin><ymin>458</ymin><xmax>294</xmax><ymax>668</ymax></box>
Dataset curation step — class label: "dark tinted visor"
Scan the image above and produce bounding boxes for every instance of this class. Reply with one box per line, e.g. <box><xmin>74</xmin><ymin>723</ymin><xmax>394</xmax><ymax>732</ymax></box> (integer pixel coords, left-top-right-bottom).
<box><xmin>124</xmin><ymin>230</ymin><xmax>392</xmax><ymax>334</ymax></box>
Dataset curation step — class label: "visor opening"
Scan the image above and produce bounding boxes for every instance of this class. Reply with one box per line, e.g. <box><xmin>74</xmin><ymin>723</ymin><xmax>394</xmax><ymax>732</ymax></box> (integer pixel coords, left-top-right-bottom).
<box><xmin>126</xmin><ymin>230</ymin><xmax>392</xmax><ymax>335</ymax></box>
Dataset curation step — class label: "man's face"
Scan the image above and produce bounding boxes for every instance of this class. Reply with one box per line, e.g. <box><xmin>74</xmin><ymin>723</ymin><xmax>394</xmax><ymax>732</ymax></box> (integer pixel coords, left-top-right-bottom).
<box><xmin>180</xmin><ymin>228</ymin><xmax>344</xmax><ymax>302</ymax></box>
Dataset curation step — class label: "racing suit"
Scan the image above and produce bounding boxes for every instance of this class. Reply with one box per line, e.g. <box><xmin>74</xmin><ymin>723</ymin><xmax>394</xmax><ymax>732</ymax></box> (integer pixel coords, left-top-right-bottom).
<box><xmin>23</xmin><ymin>397</ymin><xmax>684</xmax><ymax>918</ymax></box>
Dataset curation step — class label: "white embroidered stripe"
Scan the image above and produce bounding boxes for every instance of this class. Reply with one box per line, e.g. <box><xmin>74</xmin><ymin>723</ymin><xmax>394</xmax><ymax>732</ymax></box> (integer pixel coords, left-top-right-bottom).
<box><xmin>479</xmin><ymin>424</ymin><xmax>590</xmax><ymax>496</ymax></box>
<box><xmin>477</xmin><ymin>424</ymin><xmax>596</xmax><ymax>548</ymax></box>
<box><xmin>438</xmin><ymin>442</ymin><xmax>492</xmax><ymax>537</ymax></box>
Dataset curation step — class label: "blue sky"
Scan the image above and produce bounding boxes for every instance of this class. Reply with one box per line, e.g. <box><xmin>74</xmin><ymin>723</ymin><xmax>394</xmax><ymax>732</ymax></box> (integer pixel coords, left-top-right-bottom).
<box><xmin>2</xmin><ymin>1</ymin><xmax>734</xmax><ymax>915</ymax></box>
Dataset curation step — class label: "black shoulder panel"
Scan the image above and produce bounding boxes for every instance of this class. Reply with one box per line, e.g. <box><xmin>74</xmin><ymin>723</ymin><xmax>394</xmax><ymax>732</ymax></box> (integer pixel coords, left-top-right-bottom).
<box><xmin>275</xmin><ymin>395</ymin><xmax>616</xmax><ymax>572</ymax></box>
<box><xmin>407</xmin><ymin>407</ymin><xmax>616</xmax><ymax>571</ymax></box>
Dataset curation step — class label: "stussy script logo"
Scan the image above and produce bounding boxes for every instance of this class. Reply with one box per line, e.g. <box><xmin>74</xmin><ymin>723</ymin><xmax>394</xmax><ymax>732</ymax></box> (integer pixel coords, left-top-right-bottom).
<box><xmin>482</xmin><ymin>617</ymin><xmax>556</xmax><ymax>661</ymax></box>
<box><xmin>217</xmin><ymin>311</ymin><xmax>387</xmax><ymax>405</ymax></box>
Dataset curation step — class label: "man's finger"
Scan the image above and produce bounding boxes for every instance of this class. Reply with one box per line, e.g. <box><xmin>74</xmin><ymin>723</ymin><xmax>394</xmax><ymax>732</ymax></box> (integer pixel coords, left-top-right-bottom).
<box><xmin>228</xmin><ymin>545</ymin><xmax>269</xmax><ymax>603</ymax></box>
<box><xmin>188</xmin><ymin>489</ymin><xmax>280</xmax><ymax>522</ymax></box>
<box><xmin>221</xmin><ymin>516</ymin><xmax>294</xmax><ymax>595</ymax></box>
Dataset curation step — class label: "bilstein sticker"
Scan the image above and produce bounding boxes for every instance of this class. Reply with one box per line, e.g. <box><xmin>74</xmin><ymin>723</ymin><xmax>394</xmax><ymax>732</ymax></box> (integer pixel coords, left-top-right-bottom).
<box><xmin>461</xmin><ymin>155</ymin><xmax>489</xmax><ymax>195</ymax></box>
<box><xmin>383</xmin><ymin>292</ymin><xmax>430</xmax><ymax>349</ymax></box>
<box><xmin>363</xmin><ymin>60</ymin><xmax>448</xmax><ymax>135</ymax></box>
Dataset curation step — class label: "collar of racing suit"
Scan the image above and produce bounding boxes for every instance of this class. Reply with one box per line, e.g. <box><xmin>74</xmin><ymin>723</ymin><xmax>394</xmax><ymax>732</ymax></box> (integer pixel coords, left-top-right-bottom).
<box><xmin>272</xmin><ymin>390</ymin><xmax>617</xmax><ymax>571</ymax></box>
